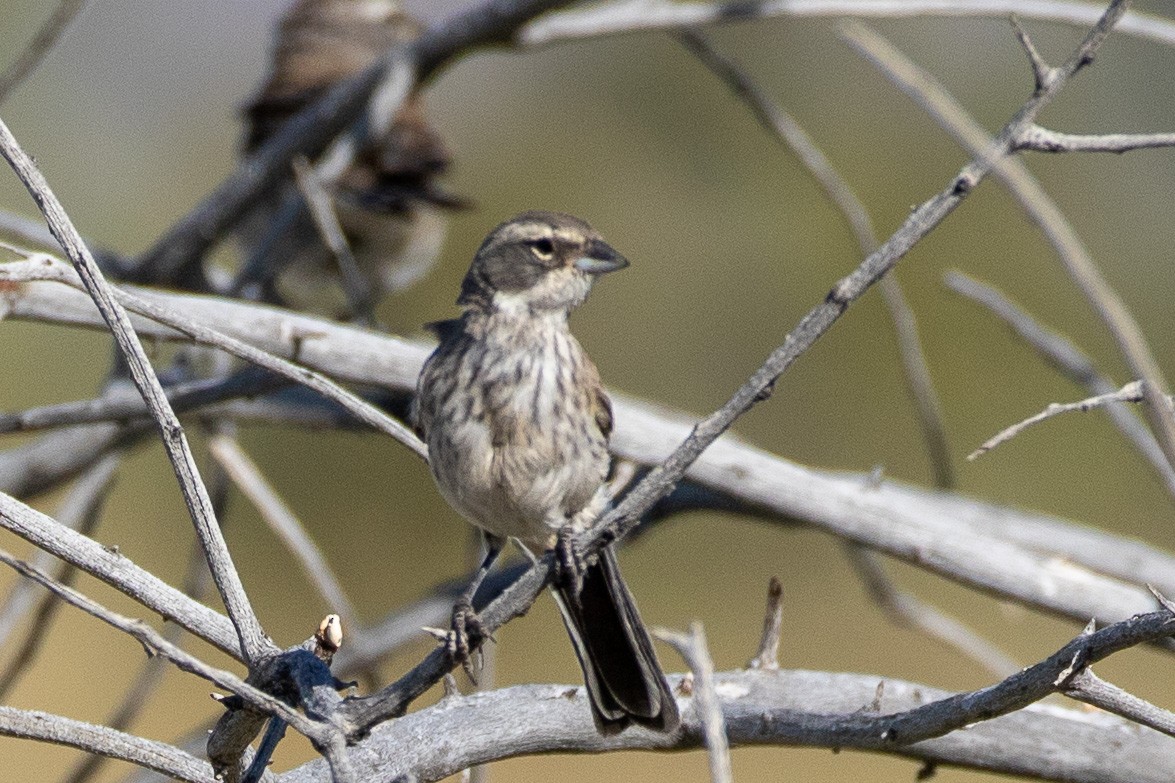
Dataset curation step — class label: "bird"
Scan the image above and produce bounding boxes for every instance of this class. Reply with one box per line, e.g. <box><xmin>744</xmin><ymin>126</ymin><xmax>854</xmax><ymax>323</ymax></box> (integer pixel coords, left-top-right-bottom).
<box><xmin>236</xmin><ymin>0</ymin><xmax>463</xmax><ymax>319</ymax></box>
<box><xmin>412</xmin><ymin>210</ymin><xmax>680</xmax><ymax>734</ymax></box>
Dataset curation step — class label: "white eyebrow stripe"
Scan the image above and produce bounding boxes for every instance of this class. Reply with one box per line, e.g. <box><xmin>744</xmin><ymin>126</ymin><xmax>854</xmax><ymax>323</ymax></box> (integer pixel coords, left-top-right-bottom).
<box><xmin>553</xmin><ymin>228</ymin><xmax>584</xmax><ymax>244</ymax></box>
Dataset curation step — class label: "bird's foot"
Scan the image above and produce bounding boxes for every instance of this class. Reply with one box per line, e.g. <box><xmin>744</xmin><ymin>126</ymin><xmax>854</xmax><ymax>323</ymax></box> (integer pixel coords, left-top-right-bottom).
<box><xmin>555</xmin><ymin>527</ymin><xmax>587</xmax><ymax>602</ymax></box>
<box><xmin>447</xmin><ymin>599</ymin><xmax>489</xmax><ymax>683</ymax></box>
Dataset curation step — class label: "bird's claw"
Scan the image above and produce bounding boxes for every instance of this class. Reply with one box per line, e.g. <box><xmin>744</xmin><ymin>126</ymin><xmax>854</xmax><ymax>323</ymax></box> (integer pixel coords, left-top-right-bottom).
<box><xmin>556</xmin><ymin>527</ymin><xmax>587</xmax><ymax>602</ymax></box>
<box><xmin>447</xmin><ymin>599</ymin><xmax>490</xmax><ymax>683</ymax></box>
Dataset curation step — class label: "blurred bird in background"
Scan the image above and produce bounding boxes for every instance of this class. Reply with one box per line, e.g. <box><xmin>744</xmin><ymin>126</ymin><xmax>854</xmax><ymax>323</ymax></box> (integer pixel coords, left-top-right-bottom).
<box><xmin>236</xmin><ymin>0</ymin><xmax>463</xmax><ymax>320</ymax></box>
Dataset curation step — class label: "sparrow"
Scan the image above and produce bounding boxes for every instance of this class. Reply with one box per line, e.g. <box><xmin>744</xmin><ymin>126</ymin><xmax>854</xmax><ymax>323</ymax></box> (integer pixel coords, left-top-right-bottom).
<box><xmin>236</xmin><ymin>0</ymin><xmax>463</xmax><ymax>318</ymax></box>
<box><xmin>412</xmin><ymin>211</ymin><xmax>679</xmax><ymax>734</ymax></box>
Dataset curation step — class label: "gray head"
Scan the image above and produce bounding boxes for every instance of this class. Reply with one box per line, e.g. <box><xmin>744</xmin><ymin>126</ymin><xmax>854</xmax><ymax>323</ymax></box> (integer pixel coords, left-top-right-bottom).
<box><xmin>458</xmin><ymin>211</ymin><xmax>628</xmax><ymax>315</ymax></box>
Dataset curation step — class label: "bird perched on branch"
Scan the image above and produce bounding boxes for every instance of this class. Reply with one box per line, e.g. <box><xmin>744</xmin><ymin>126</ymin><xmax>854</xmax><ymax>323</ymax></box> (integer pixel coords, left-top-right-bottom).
<box><xmin>237</xmin><ymin>0</ymin><xmax>462</xmax><ymax>319</ymax></box>
<box><xmin>413</xmin><ymin>211</ymin><xmax>680</xmax><ymax>734</ymax></box>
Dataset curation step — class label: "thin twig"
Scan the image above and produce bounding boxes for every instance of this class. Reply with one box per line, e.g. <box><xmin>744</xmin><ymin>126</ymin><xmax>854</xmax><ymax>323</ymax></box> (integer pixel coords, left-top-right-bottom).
<box><xmin>0</xmin><ymin>547</ymin><xmax>324</xmax><ymax>741</ymax></box>
<box><xmin>0</xmin><ymin>253</ymin><xmax>427</xmax><ymax>460</ymax></box>
<box><xmin>208</xmin><ymin>434</ymin><xmax>360</xmax><ymax>626</ymax></box>
<box><xmin>0</xmin><ymin>118</ymin><xmax>272</xmax><ymax>663</ymax></box>
<box><xmin>290</xmin><ymin>609</ymin><xmax>1175</xmax><ymax>783</ymax></box>
<box><xmin>1010</xmin><ymin>14</ymin><xmax>1054</xmax><ymax>91</ymax></box>
<box><xmin>1016</xmin><ymin>124</ymin><xmax>1175</xmax><ymax>152</ymax></box>
<box><xmin>0</xmin><ymin>705</ymin><xmax>216</xmax><ymax>783</ymax></box>
<box><xmin>946</xmin><ymin>270</ymin><xmax>1175</xmax><ymax>497</ymax></box>
<box><xmin>655</xmin><ymin>623</ymin><xmax>730</xmax><ymax>783</ymax></box>
<box><xmin>130</xmin><ymin>0</ymin><xmax>575</xmax><ymax>286</ymax></box>
<box><xmin>290</xmin><ymin>157</ymin><xmax>374</xmax><ymax>321</ymax></box>
<box><xmin>0</xmin><ymin>454</ymin><xmax>118</xmax><ymax>699</ymax></box>
<box><xmin>747</xmin><ymin>577</ymin><xmax>783</xmax><ymax>670</ymax></box>
<box><xmin>1064</xmin><ymin>667</ymin><xmax>1175</xmax><ymax>738</ymax></box>
<box><xmin>677</xmin><ymin>27</ymin><xmax>1027</xmax><ymax>678</ymax></box>
<box><xmin>0</xmin><ymin>492</ymin><xmax>243</xmax><ymax>659</ymax></box>
<box><xmin>841</xmin><ymin>13</ymin><xmax>1175</xmax><ymax>480</ymax></box>
<box><xmin>676</xmin><ymin>29</ymin><xmax>954</xmax><ymax>487</ymax></box>
<box><xmin>0</xmin><ymin>0</ymin><xmax>88</xmax><ymax>104</ymax></box>
<box><xmin>969</xmin><ymin>380</ymin><xmax>1157</xmax><ymax>459</ymax></box>
<box><xmin>0</xmin><ymin>366</ymin><xmax>285</xmax><ymax>434</ymax></box>
<box><xmin>63</xmin><ymin>442</ymin><xmax>233</xmax><ymax>783</ymax></box>
<box><xmin>521</xmin><ymin>0</ymin><xmax>1175</xmax><ymax>48</ymax></box>
<box><xmin>844</xmin><ymin>545</ymin><xmax>1021</xmax><ymax>678</ymax></box>
<box><xmin>7</xmin><ymin>277</ymin><xmax>1175</xmax><ymax>635</ymax></box>
<box><xmin>0</xmin><ymin>453</ymin><xmax>119</xmax><ymax>649</ymax></box>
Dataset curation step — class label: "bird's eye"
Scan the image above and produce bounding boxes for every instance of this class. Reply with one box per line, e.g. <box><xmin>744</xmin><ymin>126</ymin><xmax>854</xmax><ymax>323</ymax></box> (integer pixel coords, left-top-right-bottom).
<box><xmin>529</xmin><ymin>237</ymin><xmax>555</xmax><ymax>259</ymax></box>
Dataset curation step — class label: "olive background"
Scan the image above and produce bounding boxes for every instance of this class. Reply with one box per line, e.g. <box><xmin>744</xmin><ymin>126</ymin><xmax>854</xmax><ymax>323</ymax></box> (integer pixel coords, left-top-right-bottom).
<box><xmin>2</xmin><ymin>1</ymin><xmax>1175</xmax><ymax>780</ymax></box>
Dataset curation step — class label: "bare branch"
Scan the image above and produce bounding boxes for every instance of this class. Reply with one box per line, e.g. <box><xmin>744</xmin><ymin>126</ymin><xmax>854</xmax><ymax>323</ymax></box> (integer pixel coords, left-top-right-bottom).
<box><xmin>945</xmin><ymin>270</ymin><xmax>1175</xmax><ymax>494</ymax></box>
<box><xmin>671</xmin><ymin>32</ymin><xmax>1017</xmax><ymax>679</ymax></box>
<box><xmin>285</xmin><ymin>614</ymin><xmax>1175</xmax><ymax>783</ymax></box>
<box><xmin>0</xmin><ymin>548</ymin><xmax>322</xmax><ymax>740</ymax></box>
<box><xmin>841</xmin><ymin>13</ymin><xmax>1175</xmax><ymax>479</ymax></box>
<box><xmin>0</xmin><ymin>120</ymin><xmax>271</xmax><ymax>663</ymax></box>
<box><xmin>656</xmin><ymin>623</ymin><xmax>730</xmax><ymax>783</ymax></box>
<box><xmin>337</xmin><ymin>0</ymin><xmax>1136</xmax><ymax>735</ymax></box>
<box><xmin>844</xmin><ymin>544</ymin><xmax>1020</xmax><ymax>678</ymax></box>
<box><xmin>0</xmin><ymin>367</ymin><xmax>284</xmax><ymax>435</ymax></box>
<box><xmin>521</xmin><ymin>0</ymin><xmax>1175</xmax><ymax>48</ymax></box>
<box><xmin>209</xmin><ymin>434</ymin><xmax>360</xmax><ymax>626</ymax></box>
<box><xmin>969</xmin><ymin>380</ymin><xmax>1161</xmax><ymax>459</ymax></box>
<box><xmin>1016</xmin><ymin>124</ymin><xmax>1175</xmax><ymax>152</ymax></box>
<box><xmin>130</xmin><ymin>0</ymin><xmax>575</xmax><ymax>286</ymax></box>
<box><xmin>0</xmin><ymin>492</ymin><xmax>242</xmax><ymax>659</ymax></box>
<box><xmin>0</xmin><ymin>254</ymin><xmax>426</xmax><ymax>459</ymax></box>
<box><xmin>290</xmin><ymin>157</ymin><xmax>373</xmax><ymax>321</ymax></box>
<box><xmin>0</xmin><ymin>208</ymin><xmax>60</xmax><ymax>251</ymax></box>
<box><xmin>0</xmin><ymin>0</ymin><xmax>87</xmax><ymax>104</ymax></box>
<box><xmin>0</xmin><ymin>455</ymin><xmax>118</xmax><ymax>699</ymax></box>
<box><xmin>9</xmin><ymin>262</ymin><xmax>1175</xmax><ymax>650</ymax></box>
<box><xmin>1009</xmin><ymin>14</ymin><xmax>1054</xmax><ymax>91</ymax></box>
<box><xmin>747</xmin><ymin>577</ymin><xmax>783</xmax><ymax>670</ymax></box>
<box><xmin>1065</xmin><ymin>668</ymin><xmax>1175</xmax><ymax>738</ymax></box>
<box><xmin>0</xmin><ymin>705</ymin><xmax>215</xmax><ymax>783</ymax></box>
<box><xmin>0</xmin><ymin>453</ymin><xmax>119</xmax><ymax>651</ymax></box>
<box><xmin>675</xmin><ymin>30</ymin><xmax>953</xmax><ymax>487</ymax></box>
<box><xmin>63</xmin><ymin>447</ymin><xmax>233</xmax><ymax>783</ymax></box>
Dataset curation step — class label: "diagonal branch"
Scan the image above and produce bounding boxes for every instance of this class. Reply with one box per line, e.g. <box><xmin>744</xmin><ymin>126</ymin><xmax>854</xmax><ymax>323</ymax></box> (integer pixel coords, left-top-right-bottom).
<box><xmin>0</xmin><ymin>0</ymin><xmax>88</xmax><ymax>105</ymax></box>
<box><xmin>130</xmin><ymin>0</ymin><xmax>575</xmax><ymax>287</ymax></box>
<box><xmin>209</xmin><ymin>434</ymin><xmax>360</xmax><ymax>626</ymax></box>
<box><xmin>0</xmin><ymin>706</ymin><xmax>215</xmax><ymax>783</ymax></box>
<box><xmin>336</xmin><ymin>0</ymin><xmax>1133</xmax><ymax>735</ymax></box>
<box><xmin>675</xmin><ymin>29</ymin><xmax>1024</xmax><ymax>678</ymax></box>
<box><xmin>0</xmin><ymin>548</ymin><xmax>323</xmax><ymax>742</ymax></box>
<box><xmin>0</xmin><ymin>492</ymin><xmax>242</xmax><ymax>659</ymax></box>
<box><xmin>840</xmin><ymin>14</ymin><xmax>1175</xmax><ymax>482</ymax></box>
<box><xmin>0</xmin><ymin>118</ymin><xmax>271</xmax><ymax>663</ymax></box>
<box><xmin>945</xmin><ymin>270</ymin><xmax>1175</xmax><ymax>494</ymax></box>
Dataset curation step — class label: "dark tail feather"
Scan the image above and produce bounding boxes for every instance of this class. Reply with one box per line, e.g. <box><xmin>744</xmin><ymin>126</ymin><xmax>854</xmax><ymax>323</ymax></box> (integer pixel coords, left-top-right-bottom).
<box><xmin>552</xmin><ymin>545</ymin><xmax>680</xmax><ymax>734</ymax></box>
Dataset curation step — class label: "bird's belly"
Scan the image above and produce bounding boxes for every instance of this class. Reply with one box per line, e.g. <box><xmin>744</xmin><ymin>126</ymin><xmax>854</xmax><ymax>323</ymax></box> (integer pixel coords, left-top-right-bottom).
<box><xmin>429</xmin><ymin>414</ymin><xmax>607</xmax><ymax>548</ymax></box>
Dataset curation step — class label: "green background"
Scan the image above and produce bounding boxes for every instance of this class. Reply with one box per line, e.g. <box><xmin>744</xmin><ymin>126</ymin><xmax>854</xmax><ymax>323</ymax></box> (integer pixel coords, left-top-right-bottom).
<box><xmin>2</xmin><ymin>1</ymin><xmax>1175</xmax><ymax>780</ymax></box>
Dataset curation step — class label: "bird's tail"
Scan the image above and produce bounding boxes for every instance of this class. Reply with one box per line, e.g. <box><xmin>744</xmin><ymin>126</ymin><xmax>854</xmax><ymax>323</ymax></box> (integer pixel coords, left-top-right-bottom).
<box><xmin>552</xmin><ymin>545</ymin><xmax>680</xmax><ymax>734</ymax></box>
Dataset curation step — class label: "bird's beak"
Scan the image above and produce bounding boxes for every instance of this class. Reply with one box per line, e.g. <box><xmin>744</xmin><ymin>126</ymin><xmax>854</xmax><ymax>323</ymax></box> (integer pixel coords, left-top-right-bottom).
<box><xmin>574</xmin><ymin>239</ymin><xmax>630</xmax><ymax>275</ymax></box>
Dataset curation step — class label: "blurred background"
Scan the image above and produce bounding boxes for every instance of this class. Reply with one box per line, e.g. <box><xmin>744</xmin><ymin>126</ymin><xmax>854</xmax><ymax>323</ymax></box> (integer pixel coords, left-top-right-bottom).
<box><xmin>2</xmin><ymin>1</ymin><xmax>1175</xmax><ymax>780</ymax></box>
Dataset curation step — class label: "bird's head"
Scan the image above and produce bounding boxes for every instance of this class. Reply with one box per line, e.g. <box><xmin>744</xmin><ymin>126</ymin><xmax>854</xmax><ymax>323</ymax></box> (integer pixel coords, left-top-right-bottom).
<box><xmin>458</xmin><ymin>211</ymin><xmax>629</xmax><ymax>315</ymax></box>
